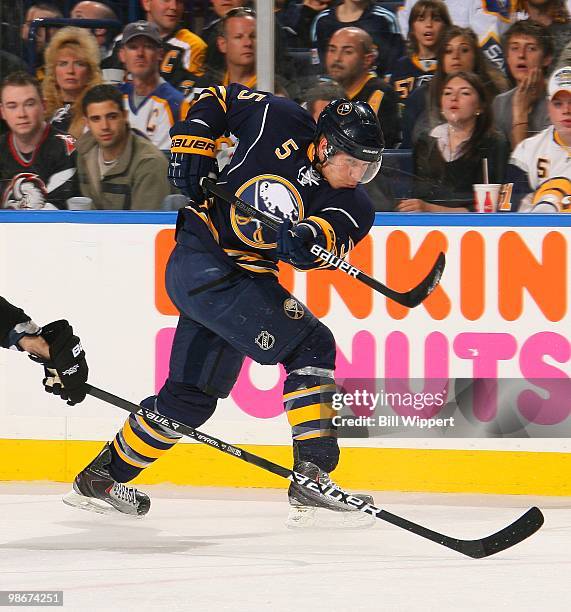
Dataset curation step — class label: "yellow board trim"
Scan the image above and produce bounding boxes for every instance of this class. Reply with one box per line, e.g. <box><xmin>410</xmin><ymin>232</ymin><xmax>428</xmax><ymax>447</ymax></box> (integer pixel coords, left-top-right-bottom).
<box><xmin>1</xmin><ymin>439</ymin><xmax>570</xmax><ymax>496</ymax></box>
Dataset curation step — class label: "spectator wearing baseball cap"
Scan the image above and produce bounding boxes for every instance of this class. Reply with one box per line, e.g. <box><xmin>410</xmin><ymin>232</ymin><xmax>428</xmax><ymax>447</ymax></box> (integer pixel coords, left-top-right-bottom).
<box><xmin>102</xmin><ymin>1</ymin><xmax>206</xmax><ymax>98</ymax></box>
<box><xmin>121</xmin><ymin>20</ymin><xmax>163</xmax><ymax>46</ymax></box>
<box><xmin>118</xmin><ymin>21</ymin><xmax>187</xmax><ymax>152</ymax></box>
<box><xmin>506</xmin><ymin>66</ymin><xmax>571</xmax><ymax>212</ymax></box>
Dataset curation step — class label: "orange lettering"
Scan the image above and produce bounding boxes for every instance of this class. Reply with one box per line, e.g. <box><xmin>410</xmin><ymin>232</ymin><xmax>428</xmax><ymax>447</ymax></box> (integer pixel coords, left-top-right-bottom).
<box><xmin>155</xmin><ymin>229</ymin><xmax>178</xmax><ymax>315</ymax></box>
<box><xmin>386</xmin><ymin>230</ymin><xmax>450</xmax><ymax>320</ymax></box>
<box><xmin>499</xmin><ymin>231</ymin><xmax>566</xmax><ymax>321</ymax></box>
<box><xmin>306</xmin><ymin>236</ymin><xmax>373</xmax><ymax>319</ymax></box>
<box><xmin>278</xmin><ymin>261</ymin><xmax>294</xmax><ymax>293</ymax></box>
<box><xmin>461</xmin><ymin>231</ymin><xmax>485</xmax><ymax>320</ymax></box>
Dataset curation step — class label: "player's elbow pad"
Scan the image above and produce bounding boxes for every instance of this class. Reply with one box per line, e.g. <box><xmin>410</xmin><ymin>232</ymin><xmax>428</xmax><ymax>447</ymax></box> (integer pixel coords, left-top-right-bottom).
<box><xmin>170</xmin><ymin>120</ymin><xmax>216</xmax><ymax>158</ymax></box>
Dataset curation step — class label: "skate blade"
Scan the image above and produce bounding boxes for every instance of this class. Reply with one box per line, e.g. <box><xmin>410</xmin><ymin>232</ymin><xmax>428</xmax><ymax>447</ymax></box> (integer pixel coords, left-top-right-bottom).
<box><xmin>286</xmin><ymin>505</ymin><xmax>375</xmax><ymax>530</ymax></box>
<box><xmin>62</xmin><ymin>489</ymin><xmax>142</xmax><ymax>518</ymax></box>
<box><xmin>286</xmin><ymin>505</ymin><xmax>317</xmax><ymax>529</ymax></box>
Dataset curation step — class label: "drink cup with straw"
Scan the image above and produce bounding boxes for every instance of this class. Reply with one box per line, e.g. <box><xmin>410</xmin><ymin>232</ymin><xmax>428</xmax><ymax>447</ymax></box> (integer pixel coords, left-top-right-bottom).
<box><xmin>473</xmin><ymin>158</ymin><xmax>501</xmax><ymax>212</ymax></box>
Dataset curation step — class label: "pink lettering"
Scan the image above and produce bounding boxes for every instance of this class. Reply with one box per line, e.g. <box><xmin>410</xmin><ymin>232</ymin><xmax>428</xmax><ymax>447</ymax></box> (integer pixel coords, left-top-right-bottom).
<box><xmin>453</xmin><ymin>333</ymin><xmax>517</xmax><ymax>421</ymax></box>
<box><xmin>519</xmin><ymin>332</ymin><xmax>571</xmax><ymax>425</ymax></box>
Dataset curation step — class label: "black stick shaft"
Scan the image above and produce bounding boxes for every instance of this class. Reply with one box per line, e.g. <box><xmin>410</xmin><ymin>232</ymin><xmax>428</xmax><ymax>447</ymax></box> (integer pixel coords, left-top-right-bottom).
<box><xmin>87</xmin><ymin>384</ymin><xmax>544</xmax><ymax>558</ymax></box>
<box><xmin>201</xmin><ymin>178</ymin><xmax>445</xmax><ymax>308</ymax></box>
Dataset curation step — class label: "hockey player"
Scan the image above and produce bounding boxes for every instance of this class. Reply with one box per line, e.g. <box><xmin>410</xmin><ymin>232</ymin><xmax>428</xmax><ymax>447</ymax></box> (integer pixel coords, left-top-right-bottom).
<box><xmin>507</xmin><ymin>65</ymin><xmax>571</xmax><ymax>212</ymax></box>
<box><xmin>0</xmin><ymin>296</ymin><xmax>88</xmax><ymax>406</ymax></box>
<box><xmin>65</xmin><ymin>86</ymin><xmax>384</xmax><ymax>526</ymax></box>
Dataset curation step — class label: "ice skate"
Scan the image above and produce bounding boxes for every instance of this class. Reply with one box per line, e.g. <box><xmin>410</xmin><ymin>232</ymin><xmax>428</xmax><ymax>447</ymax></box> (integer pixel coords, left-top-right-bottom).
<box><xmin>286</xmin><ymin>461</ymin><xmax>375</xmax><ymax>529</ymax></box>
<box><xmin>63</xmin><ymin>444</ymin><xmax>150</xmax><ymax>517</ymax></box>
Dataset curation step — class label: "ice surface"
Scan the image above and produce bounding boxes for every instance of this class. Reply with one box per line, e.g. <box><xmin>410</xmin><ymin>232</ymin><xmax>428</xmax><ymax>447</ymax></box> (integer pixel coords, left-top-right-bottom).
<box><xmin>0</xmin><ymin>484</ymin><xmax>569</xmax><ymax>612</ymax></box>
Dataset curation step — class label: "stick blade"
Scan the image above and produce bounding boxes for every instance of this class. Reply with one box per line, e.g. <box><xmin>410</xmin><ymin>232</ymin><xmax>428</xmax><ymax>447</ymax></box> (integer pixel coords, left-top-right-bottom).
<box><xmin>456</xmin><ymin>506</ymin><xmax>545</xmax><ymax>559</ymax></box>
<box><xmin>404</xmin><ymin>251</ymin><xmax>446</xmax><ymax>308</ymax></box>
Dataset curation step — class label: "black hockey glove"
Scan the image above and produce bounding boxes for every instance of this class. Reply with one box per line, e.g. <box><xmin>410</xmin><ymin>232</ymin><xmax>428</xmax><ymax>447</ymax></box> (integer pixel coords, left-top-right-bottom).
<box><xmin>37</xmin><ymin>320</ymin><xmax>88</xmax><ymax>406</ymax></box>
<box><xmin>276</xmin><ymin>220</ymin><xmax>324</xmax><ymax>267</ymax></box>
<box><xmin>169</xmin><ymin>120</ymin><xmax>217</xmax><ymax>203</ymax></box>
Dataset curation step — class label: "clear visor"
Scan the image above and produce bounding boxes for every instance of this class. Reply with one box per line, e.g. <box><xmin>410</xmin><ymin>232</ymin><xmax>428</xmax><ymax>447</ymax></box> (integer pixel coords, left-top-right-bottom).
<box><xmin>326</xmin><ymin>150</ymin><xmax>382</xmax><ymax>184</ymax></box>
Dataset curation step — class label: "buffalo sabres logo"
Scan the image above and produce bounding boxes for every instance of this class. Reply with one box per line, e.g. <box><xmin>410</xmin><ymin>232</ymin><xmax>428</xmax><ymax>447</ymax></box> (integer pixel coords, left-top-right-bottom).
<box><xmin>337</xmin><ymin>102</ymin><xmax>352</xmax><ymax>116</ymax></box>
<box><xmin>255</xmin><ymin>330</ymin><xmax>275</xmax><ymax>351</ymax></box>
<box><xmin>283</xmin><ymin>298</ymin><xmax>304</xmax><ymax>320</ymax></box>
<box><xmin>232</xmin><ymin>175</ymin><xmax>304</xmax><ymax>248</ymax></box>
<box><xmin>1</xmin><ymin>173</ymin><xmax>52</xmax><ymax>210</ymax></box>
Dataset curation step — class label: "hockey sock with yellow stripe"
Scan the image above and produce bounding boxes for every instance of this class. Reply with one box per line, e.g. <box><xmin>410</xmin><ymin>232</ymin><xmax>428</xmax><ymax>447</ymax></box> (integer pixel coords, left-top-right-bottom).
<box><xmin>108</xmin><ymin>408</ymin><xmax>183</xmax><ymax>482</ymax></box>
<box><xmin>283</xmin><ymin>370</ymin><xmax>340</xmax><ymax>472</ymax></box>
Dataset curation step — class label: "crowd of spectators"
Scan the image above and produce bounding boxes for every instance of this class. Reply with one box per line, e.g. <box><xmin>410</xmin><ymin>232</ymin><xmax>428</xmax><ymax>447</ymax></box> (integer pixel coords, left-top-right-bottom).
<box><xmin>0</xmin><ymin>0</ymin><xmax>570</xmax><ymax>212</ymax></box>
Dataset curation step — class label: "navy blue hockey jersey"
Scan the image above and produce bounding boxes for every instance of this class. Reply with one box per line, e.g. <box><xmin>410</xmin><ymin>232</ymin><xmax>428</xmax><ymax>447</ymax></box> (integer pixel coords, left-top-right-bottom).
<box><xmin>390</xmin><ymin>55</ymin><xmax>437</xmax><ymax>101</ymax></box>
<box><xmin>180</xmin><ymin>84</ymin><xmax>375</xmax><ymax>276</ymax></box>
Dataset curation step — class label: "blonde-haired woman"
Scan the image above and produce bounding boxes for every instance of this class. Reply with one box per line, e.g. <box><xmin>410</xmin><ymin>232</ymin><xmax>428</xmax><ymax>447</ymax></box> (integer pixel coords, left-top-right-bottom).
<box><xmin>43</xmin><ymin>27</ymin><xmax>102</xmax><ymax>139</ymax></box>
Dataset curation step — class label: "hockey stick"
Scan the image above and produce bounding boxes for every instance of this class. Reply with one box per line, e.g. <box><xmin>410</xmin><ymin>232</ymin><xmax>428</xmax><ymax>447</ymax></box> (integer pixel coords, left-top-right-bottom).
<box><xmin>200</xmin><ymin>178</ymin><xmax>445</xmax><ymax>308</ymax></box>
<box><xmin>87</xmin><ymin>384</ymin><xmax>544</xmax><ymax>558</ymax></box>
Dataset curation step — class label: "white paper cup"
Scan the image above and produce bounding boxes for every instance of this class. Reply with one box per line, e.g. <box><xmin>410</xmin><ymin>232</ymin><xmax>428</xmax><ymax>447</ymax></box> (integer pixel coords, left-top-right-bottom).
<box><xmin>67</xmin><ymin>196</ymin><xmax>93</xmax><ymax>210</ymax></box>
<box><xmin>473</xmin><ymin>184</ymin><xmax>501</xmax><ymax>213</ymax></box>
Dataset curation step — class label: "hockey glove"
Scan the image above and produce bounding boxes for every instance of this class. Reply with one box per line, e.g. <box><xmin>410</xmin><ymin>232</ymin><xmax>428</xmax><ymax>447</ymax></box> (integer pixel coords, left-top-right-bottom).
<box><xmin>276</xmin><ymin>220</ymin><xmax>323</xmax><ymax>267</ymax></box>
<box><xmin>38</xmin><ymin>320</ymin><xmax>88</xmax><ymax>406</ymax></box>
<box><xmin>169</xmin><ymin>120</ymin><xmax>217</xmax><ymax>203</ymax></box>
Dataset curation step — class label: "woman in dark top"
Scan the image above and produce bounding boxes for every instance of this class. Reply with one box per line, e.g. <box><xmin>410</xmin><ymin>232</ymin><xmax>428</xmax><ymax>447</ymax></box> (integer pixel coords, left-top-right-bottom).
<box><xmin>402</xmin><ymin>26</ymin><xmax>509</xmax><ymax>148</ymax></box>
<box><xmin>398</xmin><ymin>71</ymin><xmax>510</xmax><ymax>212</ymax></box>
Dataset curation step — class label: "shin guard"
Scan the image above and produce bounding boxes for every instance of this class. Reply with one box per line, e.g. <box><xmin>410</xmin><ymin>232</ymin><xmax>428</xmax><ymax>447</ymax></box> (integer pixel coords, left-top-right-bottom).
<box><xmin>108</xmin><ymin>396</ymin><xmax>183</xmax><ymax>482</ymax></box>
<box><xmin>282</xmin><ymin>323</ymin><xmax>340</xmax><ymax>473</ymax></box>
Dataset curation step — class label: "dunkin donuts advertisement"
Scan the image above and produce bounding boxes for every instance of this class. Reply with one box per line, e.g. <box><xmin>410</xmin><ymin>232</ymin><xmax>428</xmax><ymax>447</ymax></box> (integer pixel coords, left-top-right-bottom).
<box><xmin>1</xmin><ymin>215</ymin><xmax>570</xmax><ymax>447</ymax></box>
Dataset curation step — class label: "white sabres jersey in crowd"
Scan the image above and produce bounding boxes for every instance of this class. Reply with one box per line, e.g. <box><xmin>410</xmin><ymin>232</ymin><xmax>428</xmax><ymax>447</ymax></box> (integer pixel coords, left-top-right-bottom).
<box><xmin>398</xmin><ymin>0</ymin><xmax>514</xmax><ymax>70</ymax></box>
<box><xmin>119</xmin><ymin>81</ymin><xmax>188</xmax><ymax>150</ymax></box>
<box><xmin>509</xmin><ymin>126</ymin><xmax>571</xmax><ymax>191</ymax></box>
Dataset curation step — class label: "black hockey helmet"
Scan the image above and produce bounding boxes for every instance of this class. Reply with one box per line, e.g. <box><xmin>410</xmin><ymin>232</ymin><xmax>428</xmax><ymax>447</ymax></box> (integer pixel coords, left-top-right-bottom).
<box><xmin>316</xmin><ymin>99</ymin><xmax>385</xmax><ymax>163</ymax></box>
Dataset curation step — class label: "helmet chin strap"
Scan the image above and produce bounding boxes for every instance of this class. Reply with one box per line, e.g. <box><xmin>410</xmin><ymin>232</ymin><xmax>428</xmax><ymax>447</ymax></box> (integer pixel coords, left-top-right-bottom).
<box><xmin>310</xmin><ymin>137</ymin><xmax>324</xmax><ymax>174</ymax></box>
<box><xmin>310</xmin><ymin>136</ymin><xmax>335</xmax><ymax>175</ymax></box>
